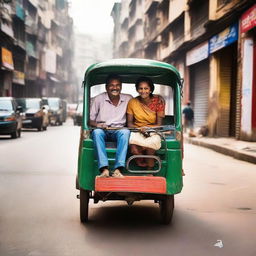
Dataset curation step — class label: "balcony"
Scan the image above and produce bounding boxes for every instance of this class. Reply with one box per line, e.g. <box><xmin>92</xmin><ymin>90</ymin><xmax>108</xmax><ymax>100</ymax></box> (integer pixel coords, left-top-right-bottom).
<box><xmin>54</xmin><ymin>12</ymin><xmax>67</xmax><ymax>26</ymax></box>
<box><xmin>191</xmin><ymin>17</ymin><xmax>207</xmax><ymax>40</ymax></box>
<box><xmin>171</xmin><ymin>35</ymin><xmax>185</xmax><ymax>52</ymax></box>
<box><xmin>160</xmin><ymin>45</ymin><xmax>172</xmax><ymax>60</ymax></box>
<box><xmin>28</xmin><ymin>0</ymin><xmax>38</xmax><ymax>8</ymax></box>
<box><xmin>14</xmin><ymin>38</ymin><xmax>26</xmax><ymax>50</ymax></box>
<box><xmin>26</xmin><ymin>41</ymin><xmax>37</xmax><ymax>59</ymax></box>
<box><xmin>189</xmin><ymin>0</ymin><xmax>209</xmax><ymax>40</ymax></box>
<box><xmin>120</xmin><ymin>31</ymin><xmax>128</xmax><ymax>46</ymax></box>
<box><xmin>38</xmin><ymin>0</ymin><xmax>47</xmax><ymax>10</ymax></box>
<box><xmin>25</xmin><ymin>14</ymin><xmax>38</xmax><ymax>35</ymax></box>
<box><xmin>13</xmin><ymin>3</ymin><xmax>25</xmax><ymax>21</ymax></box>
<box><xmin>26</xmin><ymin>64</ymin><xmax>37</xmax><ymax>80</ymax></box>
<box><xmin>145</xmin><ymin>0</ymin><xmax>160</xmax><ymax>14</ymax></box>
<box><xmin>145</xmin><ymin>17</ymin><xmax>160</xmax><ymax>43</ymax></box>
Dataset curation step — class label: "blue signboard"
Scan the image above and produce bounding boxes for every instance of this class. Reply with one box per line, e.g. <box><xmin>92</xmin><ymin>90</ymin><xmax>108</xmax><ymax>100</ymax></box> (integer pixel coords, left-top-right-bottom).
<box><xmin>209</xmin><ymin>23</ymin><xmax>238</xmax><ymax>54</ymax></box>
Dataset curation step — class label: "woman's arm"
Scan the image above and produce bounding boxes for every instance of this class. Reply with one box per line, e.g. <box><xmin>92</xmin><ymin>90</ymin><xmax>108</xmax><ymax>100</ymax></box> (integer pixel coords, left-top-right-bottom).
<box><xmin>127</xmin><ymin>113</ymin><xmax>136</xmax><ymax>128</ymax></box>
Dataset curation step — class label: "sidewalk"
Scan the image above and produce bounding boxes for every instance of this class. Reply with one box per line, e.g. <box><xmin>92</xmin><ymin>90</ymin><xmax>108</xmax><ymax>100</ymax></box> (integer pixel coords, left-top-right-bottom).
<box><xmin>184</xmin><ymin>134</ymin><xmax>256</xmax><ymax>165</ymax></box>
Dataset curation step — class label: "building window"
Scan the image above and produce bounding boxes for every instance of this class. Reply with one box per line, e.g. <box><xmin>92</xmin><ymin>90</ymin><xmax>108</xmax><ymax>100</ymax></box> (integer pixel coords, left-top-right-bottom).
<box><xmin>172</xmin><ymin>15</ymin><xmax>184</xmax><ymax>43</ymax></box>
<box><xmin>190</xmin><ymin>0</ymin><xmax>209</xmax><ymax>39</ymax></box>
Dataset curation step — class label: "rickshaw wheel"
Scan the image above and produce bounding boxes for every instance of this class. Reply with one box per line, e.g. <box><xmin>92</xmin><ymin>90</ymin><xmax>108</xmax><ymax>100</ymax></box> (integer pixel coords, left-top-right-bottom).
<box><xmin>80</xmin><ymin>189</ymin><xmax>89</xmax><ymax>223</ymax></box>
<box><xmin>159</xmin><ymin>195</ymin><xmax>174</xmax><ymax>225</ymax></box>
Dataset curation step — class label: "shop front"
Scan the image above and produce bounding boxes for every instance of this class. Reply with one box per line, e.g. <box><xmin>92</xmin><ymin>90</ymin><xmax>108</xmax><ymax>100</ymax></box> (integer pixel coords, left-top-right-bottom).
<box><xmin>240</xmin><ymin>4</ymin><xmax>256</xmax><ymax>141</ymax></box>
<box><xmin>208</xmin><ymin>23</ymin><xmax>238</xmax><ymax>137</ymax></box>
<box><xmin>186</xmin><ymin>41</ymin><xmax>210</xmax><ymax>129</ymax></box>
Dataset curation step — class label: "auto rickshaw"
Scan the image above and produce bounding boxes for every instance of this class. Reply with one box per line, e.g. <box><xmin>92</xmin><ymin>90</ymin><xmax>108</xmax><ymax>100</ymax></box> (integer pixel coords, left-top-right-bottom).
<box><xmin>77</xmin><ymin>59</ymin><xmax>183</xmax><ymax>224</ymax></box>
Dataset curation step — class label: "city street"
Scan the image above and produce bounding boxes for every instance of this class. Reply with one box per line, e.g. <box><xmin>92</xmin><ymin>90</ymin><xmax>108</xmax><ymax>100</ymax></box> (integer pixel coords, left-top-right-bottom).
<box><xmin>0</xmin><ymin>120</ymin><xmax>255</xmax><ymax>256</ymax></box>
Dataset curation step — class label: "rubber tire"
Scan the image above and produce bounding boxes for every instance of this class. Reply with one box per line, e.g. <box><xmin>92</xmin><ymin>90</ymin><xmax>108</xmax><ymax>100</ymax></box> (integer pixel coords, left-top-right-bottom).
<box><xmin>38</xmin><ymin>125</ymin><xmax>42</xmax><ymax>131</ymax></box>
<box><xmin>11</xmin><ymin>129</ymin><xmax>18</xmax><ymax>139</ymax></box>
<box><xmin>160</xmin><ymin>195</ymin><xmax>174</xmax><ymax>225</ymax></box>
<box><xmin>80</xmin><ymin>189</ymin><xmax>89</xmax><ymax>223</ymax></box>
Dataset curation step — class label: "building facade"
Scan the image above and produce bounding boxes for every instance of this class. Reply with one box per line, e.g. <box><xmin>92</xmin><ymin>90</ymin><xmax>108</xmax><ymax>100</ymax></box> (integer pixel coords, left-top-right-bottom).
<box><xmin>0</xmin><ymin>0</ymin><xmax>76</xmax><ymax>102</ymax></box>
<box><xmin>111</xmin><ymin>0</ymin><xmax>256</xmax><ymax>141</ymax></box>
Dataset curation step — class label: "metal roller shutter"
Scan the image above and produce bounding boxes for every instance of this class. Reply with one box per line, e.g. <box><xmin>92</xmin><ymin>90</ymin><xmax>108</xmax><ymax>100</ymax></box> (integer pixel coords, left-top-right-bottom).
<box><xmin>190</xmin><ymin>59</ymin><xmax>209</xmax><ymax>128</ymax></box>
<box><xmin>217</xmin><ymin>45</ymin><xmax>237</xmax><ymax>137</ymax></box>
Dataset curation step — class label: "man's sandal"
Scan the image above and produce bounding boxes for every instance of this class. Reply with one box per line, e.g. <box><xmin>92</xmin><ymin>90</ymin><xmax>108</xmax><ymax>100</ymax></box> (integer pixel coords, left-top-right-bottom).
<box><xmin>98</xmin><ymin>169</ymin><xmax>110</xmax><ymax>178</ymax></box>
<box><xmin>112</xmin><ymin>169</ymin><xmax>124</xmax><ymax>178</ymax></box>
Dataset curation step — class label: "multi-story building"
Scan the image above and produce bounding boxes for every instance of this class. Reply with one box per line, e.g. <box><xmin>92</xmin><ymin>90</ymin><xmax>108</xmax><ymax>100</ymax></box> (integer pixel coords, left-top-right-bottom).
<box><xmin>74</xmin><ymin>33</ymin><xmax>113</xmax><ymax>100</ymax></box>
<box><xmin>12</xmin><ymin>0</ymin><xmax>26</xmax><ymax>97</ymax></box>
<box><xmin>0</xmin><ymin>0</ymin><xmax>76</xmax><ymax>102</ymax></box>
<box><xmin>0</xmin><ymin>0</ymin><xmax>14</xmax><ymax>96</ymax></box>
<box><xmin>111</xmin><ymin>0</ymin><xmax>256</xmax><ymax>141</ymax></box>
<box><xmin>111</xmin><ymin>0</ymin><xmax>145</xmax><ymax>58</ymax></box>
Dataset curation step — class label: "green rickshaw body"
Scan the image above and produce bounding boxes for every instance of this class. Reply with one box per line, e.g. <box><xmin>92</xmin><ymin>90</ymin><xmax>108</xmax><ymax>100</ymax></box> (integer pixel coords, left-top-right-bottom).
<box><xmin>77</xmin><ymin>59</ymin><xmax>183</xmax><ymax>196</ymax></box>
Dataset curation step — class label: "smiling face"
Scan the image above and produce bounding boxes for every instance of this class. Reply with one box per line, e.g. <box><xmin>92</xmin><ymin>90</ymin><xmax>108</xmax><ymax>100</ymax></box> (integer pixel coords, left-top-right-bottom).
<box><xmin>106</xmin><ymin>79</ymin><xmax>122</xmax><ymax>98</ymax></box>
<box><xmin>137</xmin><ymin>82</ymin><xmax>152</xmax><ymax>99</ymax></box>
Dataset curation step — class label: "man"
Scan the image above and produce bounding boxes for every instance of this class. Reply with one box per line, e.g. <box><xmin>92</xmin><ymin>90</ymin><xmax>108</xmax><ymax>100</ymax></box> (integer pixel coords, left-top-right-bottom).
<box><xmin>182</xmin><ymin>101</ymin><xmax>194</xmax><ymax>134</ymax></box>
<box><xmin>90</xmin><ymin>74</ymin><xmax>132</xmax><ymax>177</ymax></box>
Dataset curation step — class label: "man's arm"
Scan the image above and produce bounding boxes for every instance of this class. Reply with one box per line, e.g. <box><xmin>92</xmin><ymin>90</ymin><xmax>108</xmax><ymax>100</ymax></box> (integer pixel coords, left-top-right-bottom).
<box><xmin>89</xmin><ymin>120</ymin><xmax>107</xmax><ymax>128</ymax></box>
<box><xmin>90</xmin><ymin>95</ymin><xmax>100</xmax><ymax>127</ymax></box>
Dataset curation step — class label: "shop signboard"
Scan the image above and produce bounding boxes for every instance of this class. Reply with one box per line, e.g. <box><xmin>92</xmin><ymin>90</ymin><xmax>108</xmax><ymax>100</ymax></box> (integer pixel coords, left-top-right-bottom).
<box><xmin>241</xmin><ymin>4</ymin><xmax>256</xmax><ymax>33</ymax></box>
<box><xmin>1</xmin><ymin>47</ymin><xmax>14</xmax><ymax>70</ymax></box>
<box><xmin>13</xmin><ymin>70</ymin><xmax>25</xmax><ymax>85</ymax></box>
<box><xmin>209</xmin><ymin>23</ymin><xmax>238</xmax><ymax>54</ymax></box>
<box><xmin>186</xmin><ymin>41</ymin><xmax>209</xmax><ymax>66</ymax></box>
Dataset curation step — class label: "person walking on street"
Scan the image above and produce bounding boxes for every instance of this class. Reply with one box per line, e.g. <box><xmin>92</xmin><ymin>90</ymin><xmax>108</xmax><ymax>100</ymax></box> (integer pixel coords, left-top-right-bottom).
<box><xmin>182</xmin><ymin>101</ymin><xmax>194</xmax><ymax>134</ymax></box>
<box><xmin>89</xmin><ymin>74</ymin><xmax>132</xmax><ymax>178</ymax></box>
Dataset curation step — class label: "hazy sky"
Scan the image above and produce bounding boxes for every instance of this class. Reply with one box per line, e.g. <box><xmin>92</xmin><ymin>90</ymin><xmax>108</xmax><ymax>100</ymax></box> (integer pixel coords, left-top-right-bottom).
<box><xmin>69</xmin><ymin>0</ymin><xmax>119</xmax><ymax>35</ymax></box>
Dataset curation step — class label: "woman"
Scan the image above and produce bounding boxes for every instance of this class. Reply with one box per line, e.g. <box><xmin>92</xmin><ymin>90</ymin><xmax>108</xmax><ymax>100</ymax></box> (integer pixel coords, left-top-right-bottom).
<box><xmin>127</xmin><ymin>77</ymin><xmax>165</xmax><ymax>168</ymax></box>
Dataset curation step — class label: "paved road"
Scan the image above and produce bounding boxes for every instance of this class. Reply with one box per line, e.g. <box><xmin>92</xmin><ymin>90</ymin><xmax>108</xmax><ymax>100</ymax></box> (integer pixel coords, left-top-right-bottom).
<box><xmin>0</xmin><ymin>120</ymin><xmax>255</xmax><ymax>256</ymax></box>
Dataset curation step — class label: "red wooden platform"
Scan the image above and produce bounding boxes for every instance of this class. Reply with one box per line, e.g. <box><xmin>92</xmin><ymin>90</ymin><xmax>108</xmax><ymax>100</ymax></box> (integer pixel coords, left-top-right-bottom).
<box><xmin>95</xmin><ymin>176</ymin><xmax>166</xmax><ymax>194</ymax></box>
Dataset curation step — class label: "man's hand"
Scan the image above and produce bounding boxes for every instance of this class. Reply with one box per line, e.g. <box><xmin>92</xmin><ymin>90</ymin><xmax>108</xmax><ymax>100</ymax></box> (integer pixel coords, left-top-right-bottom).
<box><xmin>96</xmin><ymin>122</ymin><xmax>108</xmax><ymax>128</ymax></box>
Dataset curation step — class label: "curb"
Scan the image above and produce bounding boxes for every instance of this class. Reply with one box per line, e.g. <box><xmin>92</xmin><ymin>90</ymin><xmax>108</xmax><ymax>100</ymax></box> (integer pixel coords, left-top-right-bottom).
<box><xmin>185</xmin><ymin>137</ymin><xmax>256</xmax><ymax>165</ymax></box>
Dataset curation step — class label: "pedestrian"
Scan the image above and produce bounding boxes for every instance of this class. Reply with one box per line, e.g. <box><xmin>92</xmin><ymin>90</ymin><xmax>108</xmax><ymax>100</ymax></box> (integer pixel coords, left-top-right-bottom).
<box><xmin>89</xmin><ymin>74</ymin><xmax>132</xmax><ymax>178</ymax></box>
<box><xmin>182</xmin><ymin>101</ymin><xmax>194</xmax><ymax>135</ymax></box>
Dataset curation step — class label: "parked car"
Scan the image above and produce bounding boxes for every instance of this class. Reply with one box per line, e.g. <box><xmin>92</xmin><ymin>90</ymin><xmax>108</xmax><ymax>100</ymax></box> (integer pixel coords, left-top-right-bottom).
<box><xmin>16</xmin><ymin>98</ymin><xmax>48</xmax><ymax>131</ymax></box>
<box><xmin>47</xmin><ymin>97</ymin><xmax>64</xmax><ymax>125</ymax></box>
<box><xmin>0</xmin><ymin>97</ymin><xmax>22</xmax><ymax>138</ymax></box>
<box><xmin>73</xmin><ymin>103</ymin><xmax>83</xmax><ymax>126</ymax></box>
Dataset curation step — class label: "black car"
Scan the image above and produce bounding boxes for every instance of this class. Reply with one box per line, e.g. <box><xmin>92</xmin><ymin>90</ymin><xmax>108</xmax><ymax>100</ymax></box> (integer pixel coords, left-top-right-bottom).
<box><xmin>0</xmin><ymin>97</ymin><xmax>22</xmax><ymax>138</ymax></box>
<box><xmin>17</xmin><ymin>98</ymin><xmax>49</xmax><ymax>131</ymax></box>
